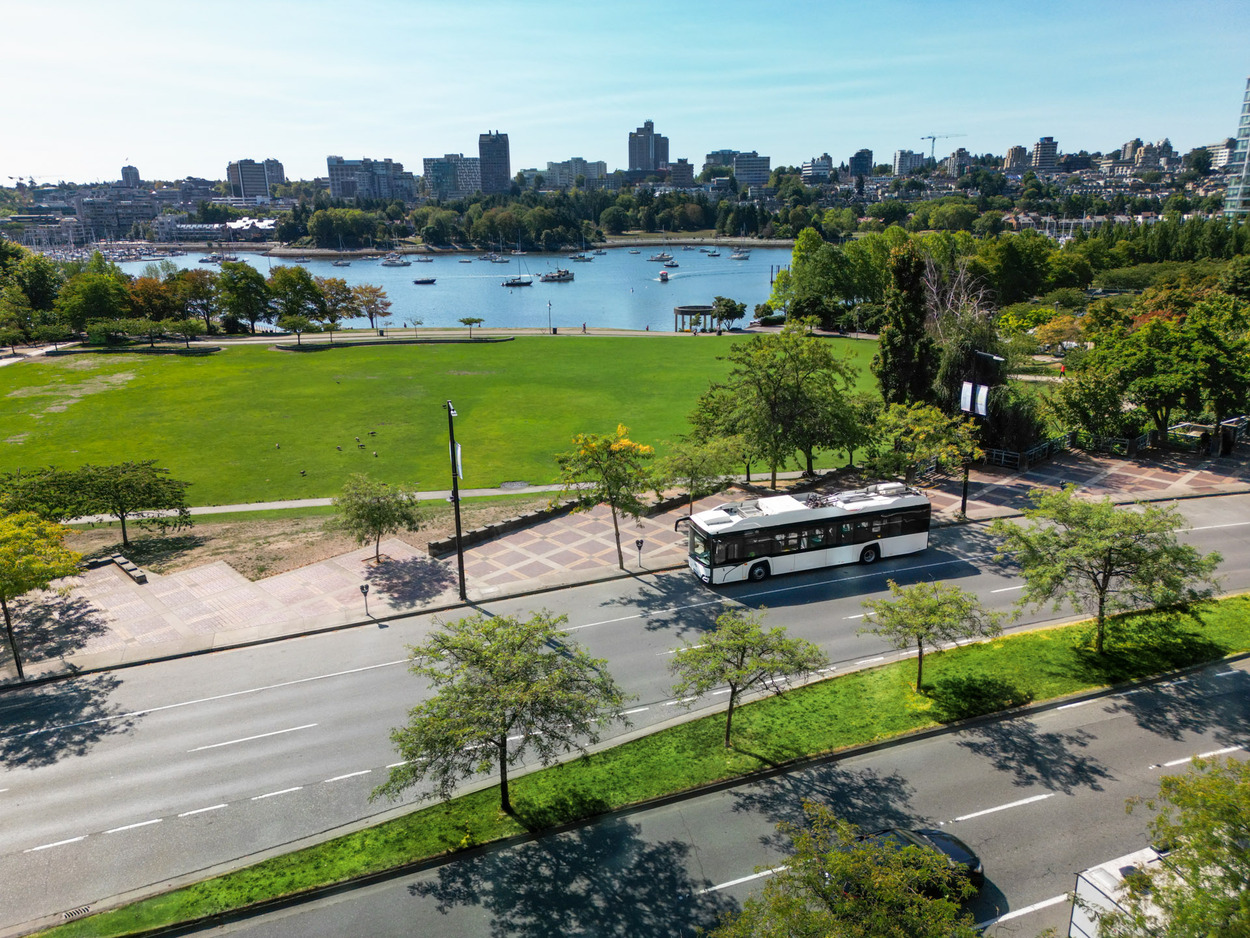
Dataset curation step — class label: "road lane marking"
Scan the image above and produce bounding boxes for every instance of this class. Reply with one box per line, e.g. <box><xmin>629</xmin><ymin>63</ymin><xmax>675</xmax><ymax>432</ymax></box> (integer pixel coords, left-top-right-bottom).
<box><xmin>712</xmin><ymin>689</ymin><xmax>731</xmax><ymax>695</ymax></box>
<box><xmin>698</xmin><ymin>865</ymin><xmax>788</xmax><ymax>894</ymax></box>
<box><xmin>658</xmin><ymin>644</ymin><xmax>704</xmax><ymax>655</ymax></box>
<box><xmin>977</xmin><ymin>893</ymin><xmax>1067</xmax><ymax>928</ymax></box>
<box><xmin>620</xmin><ymin>707</ymin><xmax>650</xmax><ymax>715</ymax></box>
<box><xmin>991</xmin><ymin>585</ymin><xmax>1023</xmax><ymax>593</ymax></box>
<box><xmin>664</xmin><ymin>697</ymin><xmax>698</xmax><ymax>706</ymax></box>
<box><xmin>1162</xmin><ymin>745</ymin><xmax>1243</xmax><ymax>768</ymax></box>
<box><xmin>252</xmin><ymin>787</ymin><xmax>303</xmax><ymax>801</ymax></box>
<box><xmin>188</xmin><ymin>723</ymin><xmax>318</xmax><ymax>752</ymax></box>
<box><xmin>324</xmin><ymin>770</ymin><xmax>372</xmax><ymax>782</ymax></box>
<box><xmin>1058</xmin><ymin>700</ymin><xmax>1090</xmax><ymax>710</ymax></box>
<box><xmin>24</xmin><ymin>836</ymin><xmax>86</xmax><ymax>853</ymax></box>
<box><xmin>856</xmin><ymin>656</ymin><xmax>885</xmax><ymax>665</ymax></box>
<box><xmin>3</xmin><ymin>661</ymin><xmax>407</xmax><ymax>743</ymax></box>
<box><xmin>843</xmin><ymin>614</ymin><xmax>866</xmax><ymax>620</ymax></box>
<box><xmin>817</xmin><ymin>666</ymin><xmax>837</xmax><ymax>673</ymax></box>
<box><xmin>386</xmin><ymin>761</ymin><xmax>409</xmax><ymax>768</ymax></box>
<box><xmin>1216</xmin><ymin>670</ymin><xmax>1240</xmax><ymax>677</ymax></box>
<box><xmin>1188</xmin><ymin>520</ymin><xmax>1250</xmax><ymax>531</ymax></box>
<box><xmin>106</xmin><ymin>819</ymin><xmax>162</xmax><ymax>834</ymax></box>
<box><xmin>953</xmin><ymin>792</ymin><xmax>1053</xmax><ymax>822</ymax></box>
<box><xmin>178</xmin><ymin>804</ymin><xmax>227</xmax><ymax>817</ymax></box>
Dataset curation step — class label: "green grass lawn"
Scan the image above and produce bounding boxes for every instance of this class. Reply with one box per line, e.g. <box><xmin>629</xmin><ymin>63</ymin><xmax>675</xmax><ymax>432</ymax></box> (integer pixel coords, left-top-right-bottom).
<box><xmin>0</xmin><ymin>337</ymin><xmax>878</xmax><ymax>506</ymax></box>
<box><xmin>42</xmin><ymin>598</ymin><xmax>1250</xmax><ymax>938</ymax></box>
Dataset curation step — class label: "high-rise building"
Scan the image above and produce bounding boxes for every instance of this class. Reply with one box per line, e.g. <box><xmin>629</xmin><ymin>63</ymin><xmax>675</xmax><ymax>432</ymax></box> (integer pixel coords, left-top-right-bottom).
<box><xmin>668</xmin><ymin>158</ymin><xmax>695</xmax><ymax>188</ymax></box>
<box><xmin>892</xmin><ymin>149</ymin><xmax>926</xmax><ymax>176</ymax></box>
<box><xmin>703</xmin><ymin>149</ymin><xmax>741</xmax><ymax>171</ymax></box>
<box><xmin>802</xmin><ymin>153</ymin><xmax>834</xmax><ymax>183</ymax></box>
<box><xmin>1031</xmin><ymin>136</ymin><xmax>1058</xmax><ymax>172</ymax></box>
<box><xmin>848</xmin><ymin>149</ymin><xmax>873</xmax><ymax>178</ymax></box>
<box><xmin>227</xmin><ymin>158</ymin><xmax>285</xmax><ymax>200</ymax></box>
<box><xmin>1225</xmin><ymin>78</ymin><xmax>1250</xmax><ymax>219</ymax></box>
<box><xmin>326</xmin><ymin>156</ymin><xmax>415</xmax><ymax>201</ymax></box>
<box><xmin>544</xmin><ymin>157</ymin><xmax>608</xmax><ymax>188</ymax></box>
<box><xmin>731</xmin><ymin>152</ymin><xmax>771</xmax><ymax>189</ymax></box>
<box><xmin>478</xmin><ymin>131</ymin><xmax>511</xmax><ymax>195</ymax></box>
<box><xmin>120</xmin><ymin>165</ymin><xmax>140</xmax><ymax>188</ymax></box>
<box><xmin>628</xmin><ymin>120</ymin><xmax>668</xmax><ymax>172</ymax></box>
<box><xmin>422</xmin><ymin>154</ymin><xmax>481</xmax><ymax>201</ymax></box>
<box><xmin>1002</xmin><ymin>146</ymin><xmax>1028</xmax><ymax>170</ymax></box>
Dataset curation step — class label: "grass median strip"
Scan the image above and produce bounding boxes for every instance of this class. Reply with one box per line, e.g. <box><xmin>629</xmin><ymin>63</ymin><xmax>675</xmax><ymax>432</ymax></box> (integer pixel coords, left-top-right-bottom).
<box><xmin>42</xmin><ymin>597</ymin><xmax>1250</xmax><ymax>937</ymax></box>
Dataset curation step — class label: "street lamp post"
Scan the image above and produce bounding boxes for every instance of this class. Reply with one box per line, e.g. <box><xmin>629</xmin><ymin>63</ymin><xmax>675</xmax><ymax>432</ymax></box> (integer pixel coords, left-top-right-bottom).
<box><xmin>446</xmin><ymin>400</ymin><xmax>467</xmax><ymax>601</ymax></box>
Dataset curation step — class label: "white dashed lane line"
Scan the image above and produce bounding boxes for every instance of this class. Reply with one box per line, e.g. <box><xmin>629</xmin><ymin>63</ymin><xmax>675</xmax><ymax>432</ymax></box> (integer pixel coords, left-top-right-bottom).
<box><xmin>178</xmin><ymin>804</ymin><xmax>226</xmax><ymax>818</ymax></box>
<box><xmin>950</xmin><ymin>793</ymin><xmax>1054</xmax><ymax>823</ymax></box>
<box><xmin>187</xmin><ymin>723</ymin><xmax>318</xmax><ymax>753</ymax></box>
<box><xmin>324</xmin><ymin>770</ymin><xmax>372</xmax><ymax>783</ymax></box>
<box><xmin>1158</xmin><ymin>745</ymin><xmax>1244</xmax><ymax>768</ymax></box>
<box><xmin>106</xmin><ymin>819</ymin><xmax>161</xmax><ymax>834</ymax></box>
<box><xmin>251</xmin><ymin>787</ymin><xmax>303</xmax><ymax>801</ymax></box>
<box><xmin>977</xmin><ymin>893</ymin><xmax>1068</xmax><ymax>929</ymax></box>
<box><xmin>24</xmin><ymin>836</ymin><xmax>87</xmax><ymax>853</ymax></box>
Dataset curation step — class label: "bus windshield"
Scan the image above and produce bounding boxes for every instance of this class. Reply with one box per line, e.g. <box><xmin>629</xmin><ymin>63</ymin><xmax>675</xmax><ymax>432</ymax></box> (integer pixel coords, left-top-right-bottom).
<box><xmin>689</xmin><ymin>527</ymin><xmax>711</xmax><ymax>565</ymax></box>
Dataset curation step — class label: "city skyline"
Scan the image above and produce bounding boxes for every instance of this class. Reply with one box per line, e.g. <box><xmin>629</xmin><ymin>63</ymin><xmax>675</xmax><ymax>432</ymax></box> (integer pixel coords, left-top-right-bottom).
<box><xmin>4</xmin><ymin>0</ymin><xmax>1250</xmax><ymax>185</ymax></box>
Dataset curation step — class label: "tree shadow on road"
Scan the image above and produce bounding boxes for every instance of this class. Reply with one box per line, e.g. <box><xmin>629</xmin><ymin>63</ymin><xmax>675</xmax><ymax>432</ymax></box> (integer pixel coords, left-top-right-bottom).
<box><xmin>366</xmin><ymin>554</ymin><xmax>458</xmax><ymax>607</ymax></box>
<box><xmin>0</xmin><ymin>673</ymin><xmax>133</xmax><ymax>767</ymax></box>
<box><xmin>1099</xmin><ymin>666</ymin><xmax>1250</xmax><ymax>747</ymax></box>
<box><xmin>955</xmin><ymin>721</ymin><xmax>1115</xmax><ymax>795</ymax></box>
<box><xmin>729</xmin><ymin>763</ymin><xmax>917</xmax><ymax>853</ymax></box>
<box><xmin>408</xmin><ymin>817</ymin><xmax>736</xmax><ymax>937</ymax></box>
<box><xmin>597</xmin><ymin>573</ymin><xmax>729</xmax><ymax>638</ymax></box>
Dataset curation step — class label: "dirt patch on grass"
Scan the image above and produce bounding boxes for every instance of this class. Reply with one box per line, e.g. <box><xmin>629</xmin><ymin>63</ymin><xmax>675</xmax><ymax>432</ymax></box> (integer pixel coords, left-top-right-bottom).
<box><xmin>65</xmin><ymin>494</ymin><xmax>554</xmax><ymax>581</ymax></box>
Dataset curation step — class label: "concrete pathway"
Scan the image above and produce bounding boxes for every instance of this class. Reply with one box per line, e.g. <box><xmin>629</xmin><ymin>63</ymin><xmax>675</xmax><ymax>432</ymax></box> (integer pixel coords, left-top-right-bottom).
<box><xmin>4</xmin><ymin>448</ymin><xmax>1249</xmax><ymax>685</ymax></box>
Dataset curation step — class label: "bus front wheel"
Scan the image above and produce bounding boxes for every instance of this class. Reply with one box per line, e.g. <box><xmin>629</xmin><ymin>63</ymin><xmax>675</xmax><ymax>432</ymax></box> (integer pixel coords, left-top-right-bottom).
<box><xmin>859</xmin><ymin>545</ymin><xmax>879</xmax><ymax>565</ymax></box>
<box><xmin>748</xmin><ymin>562</ymin><xmax>770</xmax><ymax>582</ymax></box>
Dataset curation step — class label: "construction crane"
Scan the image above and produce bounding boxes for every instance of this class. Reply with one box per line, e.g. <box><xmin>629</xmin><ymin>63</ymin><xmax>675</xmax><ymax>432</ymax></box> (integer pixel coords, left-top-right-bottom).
<box><xmin>921</xmin><ymin>133</ymin><xmax>967</xmax><ymax>160</ymax></box>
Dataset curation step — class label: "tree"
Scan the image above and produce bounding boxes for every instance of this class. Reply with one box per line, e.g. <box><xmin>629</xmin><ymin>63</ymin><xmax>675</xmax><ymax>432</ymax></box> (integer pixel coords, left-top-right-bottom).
<box><xmin>653</xmin><ymin>435</ymin><xmax>738</xmax><ymax>515</ymax></box>
<box><xmin>872</xmin><ymin>241</ymin><xmax>938</xmax><ymax>405</ymax></box>
<box><xmin>0</xmin><ymin>512</ymin><xmax>82</xmax><ymax>681</ymax></box>
<box><xmin>173</xmin><ymin>267</ymin><xmax>218</xmax><ymax>333</ymax></box>
<box><xmin>312</xmin><ymin>275</ymin><xmax>357</xmax><ymax>341</ymax></box>
<box><xmin>75</xmin><ymin>460</ymin><xmax>193</xmax><ymax>548</ymax></box>
<box><xmin>669</xmin><ymin>608</ymin><xmax>827</xmax><ymax>748</ymax></box>
<box><xmin>711</xmin><ymin>295</ymin><xmax>747</xmax><ymax>329</ymax></box>
<box><xmin>708</xmin><ymin>802</ymin><xmax>979</xmax><ymax>938</ymax></box>
<box><xmin>217</xmin><ymin>261</ymin><xmax>270</xmax><ymax>333</ymax></box>
<box><xmin>1091</xmin><ymin>757</ymin><xmax>1250</xmax><ymax>938</ymax></box>
<box><xmin>459</xmin><ymin>316</ymin><xmax>484</xmax><ymax>338</ymax></box>
<box><xmin>277</xmin><ymin>314</ymin><xmax>319</xmax><ymax>346</ymax></box>
<box><xmin>991</xmin><ymin>486</ymin><xmax>1221</xmax><ymax>654</ymax></box>
<box><xmin>862</xmin><ymin>580</ymin><xmax>1003</xmax><ymax>689</ymax></box>
<box><xmin>330</xmin><ymin>473</ymin><xmax>422</xmax><ymax>561</ymax></box>
<box><xmin>168</xmin><ymin>317</ymin><xmax>207</xmax><ymax>349</ymax></box>
<box><xmin>373</xmin><ymin>610</ymin><xmax>630</xmax><ymax>814</ymax></box>
<box><xmin>352</xmin><ymin>283</ymin><xmax>392</xmax><ymax>328</ymax></box>
<box><xmin>268</xmin><ymin>265</ymin><xmax>321</xmax><ymax>324</ymax></box>
<box><xmin>866</xmin><ymin>402</ymin><xmax>981</xmax><ymax>483</ymax></box>
<box><xmin>555</xmin><ymin>424</ymin><xmax>655</xmax><ymax>570</ymax></box>
<box><xmin>54</xmin><ymin>272</ymin><xmax>131</xmax><ymax>331</ymax></box>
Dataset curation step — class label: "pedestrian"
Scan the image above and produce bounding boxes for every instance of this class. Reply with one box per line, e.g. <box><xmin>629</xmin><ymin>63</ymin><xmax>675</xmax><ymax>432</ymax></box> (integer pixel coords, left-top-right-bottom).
<box><xmin>582</xmin><ymin>322</ymin><xmax>586</xmax><ymax>334</ymax></box>
<box><xmin>1060</xmin><ymin>363</ymin><xmax>1066</xmax><ymax>379</ymax></box>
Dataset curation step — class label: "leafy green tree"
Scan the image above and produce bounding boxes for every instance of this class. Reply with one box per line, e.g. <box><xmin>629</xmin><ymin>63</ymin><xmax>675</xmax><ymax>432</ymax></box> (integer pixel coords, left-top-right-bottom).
<box><xmin>669</xmin><ymin>608</ymin><xmax>827</xmax><ymax>748</ymax></box>
<box><xmin>1091</xmin><ymin>318</ymin><xmax>1189</xmax><ymax>437</ymax></box>
<box><xmin>873</xmin><ymin>241</ymin><xmax>937</xmax><ymax>405</ymax></box>
<box><xmin>373</xmin><ymin>610</ymin><xmax>630</xmax><ymax>814</ymax></box>
<box><xmin>12</xmin><ymin>253</ymin><xmax>64</xmax><ymax>312</ymax></box>
<box><xmin>653</xmin><ymin>435</ymin><xmax>738</xmax><ymax>514</ymax></box>
<box><xmin>173</xmin><ymin>268</ymin><xmax>218</xmax><ymax>334</ymax></box>
<box><xmin>1092</xmin><ymin>757</ymin><xmax>1250</xmax><ymax>938</ymax></box>
<box><xmin>330</xmin><ymin>474</ymin><xmax>422</xmax><ymax>561</ymax></box>
<box><xmin>862</xmin><ymin>580</ymin><xmax>1003</xmax><ymax>689</ymax></box>
<box><xmin>459</xmin><ymin>316</ymin><xmax>484</xmax><ymax>338</ymax></box>
<box><xmin>75</xmin><ymin>460</ymin><xmax>193</xmax><ymax>548</ymax></box>
<box><xmin>711</xmin><ymin>295</ymin><xmax>747</xmax><ymax>328</ymax></box>
<box><xmin>54</xmin><ymin>272</ymin><xmax>131</xmax><ymax>331</ymax></box>
<box><xmin>168</xmin><ymin>317</ymin><xmax>206</xmax><ymax>349</ymax></box>
<box><xmin>867</xmin><ymin>403</ymin><xmax>981</xmax><ymax>483</ymax></box>
<box><xmin>277</xmin><ymin>314</ymin><xmax>319</xmax><ymax>345</ymax></box>
<box><xmin>217</xmin><ymin>261</ymin><xmax>270</xmax><ymax>333</ymax></box>
<box><xmin>1044</xmin><ymin>368</ymin><xmax>1139</xmax><ymax>438</ymax></box>
<box><xmin>267</xmin><ymin>265</ymin><xmax>321</xmax><ymax>323</ymax></box>
<box><xmin>556</xmin><ymin>425</ymin><xmax>655</xmax><ymax>569</ymax></box>
<box><xmin>0</xmin><ymin>512</ymin><xmax>82</xmax><ymax>681</ymax></box>
<box><xmin>352</xmin><ymin>284</ymin><xmax>392</xmax><ymax>328</ymax></box>
<box><xmin>708</xmin><ymin>802</ymin><xmax>980</xmax><ymax>938</ymax></box>
<box><xmin>991</xmin><ymin>486</ymin><xmax>1221</xmax><ymax>654</ymax></box>
<box><xmin>312</xmin><ymin>275</ymin><xmax>356</xmax><ymax>341</ymax></box>
<box><xmin>127</xmin><ymin>276</ymin><xmax>178</xmax><ymax>323</ymax></box>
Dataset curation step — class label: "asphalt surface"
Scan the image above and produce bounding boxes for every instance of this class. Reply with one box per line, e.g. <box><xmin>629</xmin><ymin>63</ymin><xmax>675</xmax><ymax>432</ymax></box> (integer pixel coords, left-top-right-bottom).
<box><xmin>1</xmin><ymin>495</ymin><xmax>1249</xmax><ymax>934</ymax></box>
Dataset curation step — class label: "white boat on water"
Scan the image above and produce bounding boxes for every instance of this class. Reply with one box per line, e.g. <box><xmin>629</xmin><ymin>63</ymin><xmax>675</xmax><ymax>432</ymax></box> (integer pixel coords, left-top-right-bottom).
<box><xmin>647</xmin><ymin>251</ymin><xmax>673</xmax><ymax>261</ymax></box>
<box><xmin>659</xmin><ymin>270</ymin><xmax>669</xmax><ymax>282</ymax></box>
<box><xmin>332</xmin><ymin>259</ymin><xmax>351</xmax><ymax>266</ymax></box>
<box><xmin>540</xmin><ymin>268</ymin><xmax>574</xmax><ymax>283</ymax></box>
<box><xmin>707</xmin><ymin>250</ymin><xmax>721</xmax><ymax>257</ymax></box>
<box><xmin>415</xmin><ymin>256</ymin><xmax>433</xmax><ymax>263</ymax></box>
<box><xmin>730</xmin><ymin>248</ymin><xmax>751</xmax><ymax>260</ymax></box>
<box><xmin>380</xmin><ymin>252</ymin><xmax>411</xmax><ymax>267</ymax></box>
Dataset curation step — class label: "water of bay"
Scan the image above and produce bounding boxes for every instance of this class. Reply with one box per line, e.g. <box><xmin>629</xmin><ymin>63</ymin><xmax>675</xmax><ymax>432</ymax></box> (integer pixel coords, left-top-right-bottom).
<box><xmin>117</xmin><ymin>244</ymin><xmax>792</xmax><ymax>332</ymax></box>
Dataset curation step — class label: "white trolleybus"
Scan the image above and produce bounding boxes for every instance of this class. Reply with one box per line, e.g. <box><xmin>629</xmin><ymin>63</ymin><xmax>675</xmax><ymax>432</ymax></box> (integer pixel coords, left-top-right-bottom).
<box><xmin>683</xmin><ymin>482</ymin><xmax>931</xmax><ymax>585</ymax></box>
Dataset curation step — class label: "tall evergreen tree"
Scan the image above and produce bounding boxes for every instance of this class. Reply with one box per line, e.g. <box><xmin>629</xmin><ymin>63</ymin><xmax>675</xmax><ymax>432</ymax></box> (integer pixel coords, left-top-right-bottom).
<box><xmin>872</xmin><ymin>242</ymin><xmax>937</xmax><ymax>405</ymax></box>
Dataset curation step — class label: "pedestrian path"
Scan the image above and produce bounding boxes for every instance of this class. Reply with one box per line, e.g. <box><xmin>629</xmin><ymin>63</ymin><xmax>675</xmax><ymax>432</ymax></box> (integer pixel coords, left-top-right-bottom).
<box><xmin>4</xmin><ymin>449</ymin><xmax>1249</xmax><ymax>685</ymax></box>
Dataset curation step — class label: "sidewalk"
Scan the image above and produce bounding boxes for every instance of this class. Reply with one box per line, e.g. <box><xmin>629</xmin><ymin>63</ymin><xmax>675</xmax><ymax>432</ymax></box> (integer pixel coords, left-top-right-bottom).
<box><xmin>4</xmin><ymin>449</ymin><xmax>1249</xmax><ymax>686</ymax></box>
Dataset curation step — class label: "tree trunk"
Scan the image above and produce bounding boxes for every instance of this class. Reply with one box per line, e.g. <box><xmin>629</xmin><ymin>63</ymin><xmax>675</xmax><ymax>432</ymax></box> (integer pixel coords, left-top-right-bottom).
<box><xmin>724</xmin><ymin>689</ymin><xmax>736</xmax><ymax>748</ymax></box>
<box><xmin>1096</xmin><ymin>593</ymin><xmax>1106</xmax><ymax>654</ymax></box>
<box><xmin>497</xmin><ymin>737</ymin><xmax>512</xmax><ymax>814</ymax></box>
<box><xmin>1</xmin><ymin>596</ymin><xmax>25</xmax><ymax>682</ymax></box>
<box><xmin>119</xmin><ymin>513</ymin><xmax>129</xmax><ymax>547</ymax></box>
<box><xmin>916</xmin><ymin>639</ymin><xmax>925</xmax><ymax>690</ymax></box>
<box><xmin>610</xmin><ymin>506</ymin><xmax>624</xmax><ymax>570</ymax></box>
<box><xmin>805</xmin><ymin>449</ymin><xmax>815</xmax><ymax>476</ymax></box>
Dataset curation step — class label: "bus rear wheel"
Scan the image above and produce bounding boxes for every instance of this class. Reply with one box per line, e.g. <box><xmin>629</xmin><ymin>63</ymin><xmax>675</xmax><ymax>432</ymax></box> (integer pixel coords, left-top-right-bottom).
<box><xmin>748</xmin><ymin>562</ymin><xmax>770</xmax><ymax>582</ymax></box>
<box><xmin>859</xmin><ymin>545</ymin><xmax>880</xmax><ymax>565</ymax></box>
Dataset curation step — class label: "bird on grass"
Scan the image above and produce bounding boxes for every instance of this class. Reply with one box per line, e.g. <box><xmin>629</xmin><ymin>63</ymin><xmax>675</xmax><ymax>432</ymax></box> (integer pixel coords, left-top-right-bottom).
<box><xmin>336</xmin><ymin>445</ymin><xmax>342</xmax><ymax>451</ymax></box>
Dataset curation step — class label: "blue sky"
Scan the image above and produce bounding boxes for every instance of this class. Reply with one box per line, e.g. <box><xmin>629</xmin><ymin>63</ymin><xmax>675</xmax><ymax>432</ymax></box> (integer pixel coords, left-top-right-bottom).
<box><xmin>4</xmin><ymin>0</ymin><xmax>1249</xmax><ymax>184</ymax></box>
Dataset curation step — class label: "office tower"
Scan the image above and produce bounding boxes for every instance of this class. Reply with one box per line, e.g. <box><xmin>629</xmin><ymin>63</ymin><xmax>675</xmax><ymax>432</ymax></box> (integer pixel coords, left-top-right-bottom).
<box><xmin>326</xmin><ymin>156</ymin><xmax>416</xmax><ymax>201</ymax></box>
<box><xmin>1002</xmin><ymin>146</ymin><xmax>1028</xmax><ymax>170</ymax></box>
<box><xmin>892</xmin><ymin>150</ymin><xmax>926</xmax><ymax>175</ymax></box>
<box><xmin>120</xmin><ymin>165</ymin><xmax>140</xmax><ymax>188</ymax></box>
<box><xmin>1226</xmin><ymin>78</ymin><xmax>1250</xmax><ymax>218</ymax></box>
<box><xmin>422</xmin><ymin>154</ymin><xmax>482</xmax><ymax>201</ymax></box>
<box><xmin>628</xmin><ymin>120</ymin><xmax>669</xmax><ymax>172</ymax></box>
<box><xmin>478</xmin><ymin>131</ymin><xmax>511</xmax><ymax>195</ymax></box>
<box><xmin>848</xmin><ymin>149</ymin><xmax>873</xmax><ymax>178</ymax></box>
<box><xmin>1031</xmin><ymin>136</ymin><xmax>1058</xmax><ymax>172</ymax></box>
<box><xmin>227</xmin><ymin>159</ymin><xmax>284</xmax><ymax>200</ymax></box>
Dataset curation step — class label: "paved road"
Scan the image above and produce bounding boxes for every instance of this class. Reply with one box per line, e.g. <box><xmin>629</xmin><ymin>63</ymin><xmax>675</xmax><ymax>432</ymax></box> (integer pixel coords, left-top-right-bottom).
<box><xmin>209</xmin><ymin>658</ymin><xmax>1250</xmax><ymax>938</ymax></box>
<box><xmin>2</xmin><ymin>495</ymin><xmax>1249</xmax><ymax>933</ymax></box>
